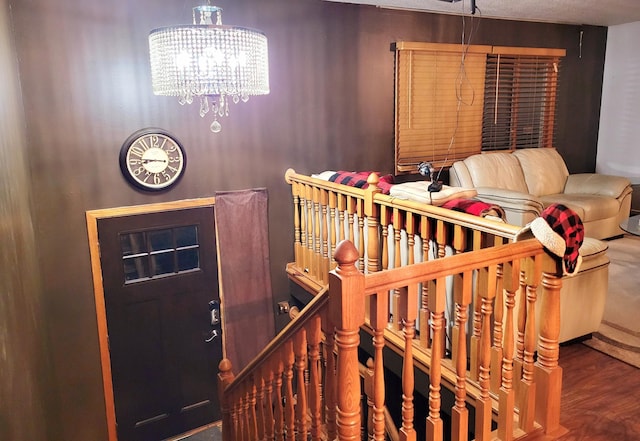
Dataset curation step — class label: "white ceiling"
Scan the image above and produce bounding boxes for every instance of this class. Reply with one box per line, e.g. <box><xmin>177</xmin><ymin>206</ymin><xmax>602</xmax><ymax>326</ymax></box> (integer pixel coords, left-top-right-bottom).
<box><xmin>324</xmin><ymin>0</ymin><xmax>640</xmax><ymax>27</ymax></box>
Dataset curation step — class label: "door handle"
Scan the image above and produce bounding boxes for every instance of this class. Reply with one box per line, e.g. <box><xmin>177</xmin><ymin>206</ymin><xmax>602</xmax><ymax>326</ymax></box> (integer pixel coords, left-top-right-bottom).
<box><xmin>205</xmin><ymin>329</ymin><xmax>219</xmax><ymax>343</ymax></box>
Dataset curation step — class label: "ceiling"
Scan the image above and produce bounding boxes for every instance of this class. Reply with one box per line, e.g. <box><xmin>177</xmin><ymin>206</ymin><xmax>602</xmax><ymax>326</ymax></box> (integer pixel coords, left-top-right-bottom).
<box><xmin>324</xmin><ymin>0</ymin><xmax>640</xmax><ymax>27</ymax></box>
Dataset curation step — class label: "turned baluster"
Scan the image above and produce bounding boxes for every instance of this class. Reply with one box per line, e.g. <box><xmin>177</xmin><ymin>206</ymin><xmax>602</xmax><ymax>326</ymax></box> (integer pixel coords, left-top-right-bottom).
<box><xmin>518</xmin><ymin>255</ymin><xmax>541</xmax><ymax>433</ymax></box>
<box><xmin>241</xmin><ymin>385</ymin><xmax>251</xmax><ymax>441</ymax></box>
<box><xmin>313</xmin><ymin>186</ymin><xmax>322</xmax><ymax>280</ymax></box>
<box><xmin>274</xmin><ymin>357</ymin><xmax>285</xmax><ymax>441</ymax></box>
<box><xmin>305</xmin><ymin>185</ymin><xmax>314</xmax><ymax>276</ymax></box>
<box><xmin>364</xmin><ymin>173</ymin><xmax>381</xmax><ymax>275</ymax></box>
<box><xmin>294</xmin><ymin>328</ymin><xmax>308</xmax><ymax>440</ymax></box>
<box><xmin>406</xmin><ymin>213</ymin><xmax>416</xmax><ymax>265</ymax></box>
<box><xmin>347</xmin><ymin>196</ymin><xmax>356</xmax><ymax>247</ymax></box>
<box><xmin>370</xmin><ymin>291</ymin><xmax>388</xmax><ymax>441</ymax></box>
<box><xmin>292</xmin><ymin>185</ymin><xmax>302</xmax><ymax>270</ymax></box>
<box><xmin>357</xmin><ymin>199</ymin><xmax>365</xmax><ymax>271</ymax></box>
<box><xmin>380</xmin><ymin>206</ymin><xmax>390</xmax><ymax>272</ymax></box>
<box><xmin>426</xmin><ymin>277</ymin><xmax>446</xmax><ymax>441</ymax></box>
<box><xmin>498</xmin><ymin>258</ymin><xmax>520</xmax><ymax>441</ymax></box>
<box><xmin>263</xmin><ymin>366</ymin><xmax>275</xmax><ymax>441</ymax></box>
<box><xmin>450</xmin><ymin>224</ymin><xmax>467</xmax><ymax>365</ymax></box>
<box><xmin>307</xmin><ymin>316</ymin><xmax>323</xmax><ymax>441</ymax></box>
<box><xmin>535</xmin><ymin>256</ymin><xmax>565</xmax><ymax>437</ymax></box>
<box><xmin>419</xmin><ymin>217</ymin><xmax>432</xmax><ymax>348</ymax></box>
<box><xmin>329</xmin><ymin>192</ymin><xmax>338</xmax><ymax>270</ymax></box>
<box><xmin>399</xmin><ymin>283</ymin><xmax>418</xmax><ymax>441</ymax></box>
<box><xmin>321</xmin><ymin>188</ymin><xmax>330</xmax><ymax>282</ymax></box>
<box><xmin>323</xmin><ymin>326</ymin><xmax>337</xmax><ymax>441</ymax></box>
<box><xmin>283</xmin><ymin>340</ymin><xmax>296</xmax><ymax>441</ymax></box>
<box><xmin>451</xmin><ymin>271</ymin><xmax>472</xmax><ymax>441</ymax></box>
<box><xmin>435</xmin><ymin>219</ymin><xmax>447</xmax><ymax>355</ymax></box>
<box><xmin>329</xmin><ymin>240</ymin><xmax>365</xmax><ymax>441</ymax></box>
<box><xmin>491</xmin><ymin>240</ymin><xmax>505</xmax><ymax>394</ymax></box>
<box><xmin>248</xmin><ymin>380</ymin><xmax>259</xmax><ymax>441</ymax></box>
<box><xmin>392</xmin><ymin>209</ymin><xmax>404</xmax><ymax>330</ymax></box>
<box><xmin>475</xmin><ymin>265</ymin><xmax>497</xmax><ymax>441</ymax></box>
<box><xmin>256</xmin><ymin>375</ymin><xmax>266</xmax><ymax>441</ymax></box>
<box><xmin>338</xmin><ymin>194</ymin><xmax>346</xmax><ymax>243</ymax></box>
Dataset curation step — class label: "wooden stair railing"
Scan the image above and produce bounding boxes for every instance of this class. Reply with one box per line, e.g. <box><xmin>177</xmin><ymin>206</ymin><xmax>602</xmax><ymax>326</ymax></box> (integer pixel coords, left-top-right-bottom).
<box><xmin>219</xmin><ymin>238</ymin><xmax>568</xmax><ymax>441</ymax></box>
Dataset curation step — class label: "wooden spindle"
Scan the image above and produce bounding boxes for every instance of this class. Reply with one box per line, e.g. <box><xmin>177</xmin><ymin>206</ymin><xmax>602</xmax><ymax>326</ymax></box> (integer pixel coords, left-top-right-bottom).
<box><xmin>329</xmin><ymin>192</ymin><xmax>337</xmax><ymax>270</ymax></box>
<box><xmin>451</xmin><ymin>271</ymin><xmax>472</xmax><ymax>441</ymax></box>
<box><xmin>294</xmin><ymin>328</ymin><xmax>308</xmax><ymax>440</ymax></box>
<box><xmin>321</xmin><ymin>188</ymin><xmax>330</xmax><ymax>282</ymax></box>
<box><xmin>307</xmin><ymin>316</ymin><xmax>323</xmax><ymax>441</ymax></box>
<box><xmin>273</xmin><ymin>358</ymin><xmax>284</xmax><ymax>441</ymax></box>
<box><xmin>364</xmin><ymin>173</ymin><xmax>381</xmax><ymax>274</ymax></box>
<box><xmin>263</xmin><ymin>366</ymin><xmax>275</xmax><ymax>441</ymax></box>
<box><xmin>399</xmin><ymin>283</ymin><xmax>418</xmax><ymax>441</ymax></box>
<box><xmin>518</xmin><ymin>255</ymin><xmax>541</xmax><ymax>433</ymax></box>
<box><xmin>426</xmin><ymin>277</ymin><xmax>446</xmax><ymax>441</ymax></box>
<box><xmin>370</xmin><ymin>292</ymin><xmax>388</xmax><ymax>441</ymax></box>
<box><xmin>313</xmin><ymin>187</ymin><xmax>321</xmax><ymax>279</ymax></box>
<box><xmin>419</xmin><ymin>218</ymin><xmax>431</xmax><ymax>348</ymax></box>
<box><xmin>324</xmin><ymin>329</ymin><xmax>337</xmax><ymax>441</ymax></box>
<box><xmin>491</xmin><ymin>249</ymin><xmax>505</xmax><ymax>394</ymax></box>
<box><xmin>255</xmin><ymin>375</ymin><xmax>265</xmax><ymax>441</ymax></box>
<box><xmin>535</xmin><ymin>258</ymin><xmax>566</xmax><ymax>437</ymax></box>
<box><xmin>475</xmin><ymin>265</ymin><xmax>497</xmax><ymax>441</ymax></box>
<box><xmin>283</xmin><ymin>340</ymin><xmax>295</xmax><ymax>441</ymax></box>
<box><xmin>498</xmin><ymin>258</ymin><xmax>520</xmax><ymax>441</ymax></box>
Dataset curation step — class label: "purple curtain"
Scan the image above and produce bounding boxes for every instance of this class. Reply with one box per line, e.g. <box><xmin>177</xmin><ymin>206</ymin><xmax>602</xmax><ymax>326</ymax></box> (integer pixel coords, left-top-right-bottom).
<box><xmin>215</xmin><ymin>188</ymin><xmax>275</xmax><ymax>371</ymax></box>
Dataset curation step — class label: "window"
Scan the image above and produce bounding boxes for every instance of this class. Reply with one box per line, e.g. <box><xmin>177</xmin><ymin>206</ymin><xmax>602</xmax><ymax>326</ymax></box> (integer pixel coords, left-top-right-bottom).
<box><xmin>119</xmin><ymin>225</ymin><xmax>200</xmax><ymax>283</ymax></box>
<box><xmin>394</xmin><ymin>43</ymin><xmax>565</xmax><ymax>174</ymax></box>
<box><xmin>482</xmin><ymin>48</ymin><xmax>563</xmax><ymax>151</ymax></box>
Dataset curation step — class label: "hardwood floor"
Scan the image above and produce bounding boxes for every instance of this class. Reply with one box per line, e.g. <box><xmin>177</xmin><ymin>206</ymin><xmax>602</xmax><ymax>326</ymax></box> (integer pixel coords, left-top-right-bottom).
<box><xmin>553</xmin><ymin>342</ymin><xmax>640</xmax><ymax>440</ymax></box>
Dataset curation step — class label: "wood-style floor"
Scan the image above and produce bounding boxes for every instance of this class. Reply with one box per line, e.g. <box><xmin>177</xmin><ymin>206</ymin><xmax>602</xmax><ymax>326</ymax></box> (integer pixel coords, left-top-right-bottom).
<box><xmin>552</xmin><ymin>342</ymin><xmax>640</xmax><ymax>440</ymax></box>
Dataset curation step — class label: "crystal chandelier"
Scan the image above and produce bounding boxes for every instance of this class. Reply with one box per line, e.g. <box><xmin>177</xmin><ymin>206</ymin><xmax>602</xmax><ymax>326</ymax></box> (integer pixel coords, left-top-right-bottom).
<box><xmin>149</xmin><ymin>4</ymin><xmax>269</xmax><ymax>133</ymax></box>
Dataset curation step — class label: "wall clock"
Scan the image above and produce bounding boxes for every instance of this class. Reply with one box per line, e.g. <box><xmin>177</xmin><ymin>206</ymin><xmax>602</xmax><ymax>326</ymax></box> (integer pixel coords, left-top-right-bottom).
<box><xmin>119</xmin><ymin>128</ymin><xmax>186</xmax><ymax>191</ymax></box>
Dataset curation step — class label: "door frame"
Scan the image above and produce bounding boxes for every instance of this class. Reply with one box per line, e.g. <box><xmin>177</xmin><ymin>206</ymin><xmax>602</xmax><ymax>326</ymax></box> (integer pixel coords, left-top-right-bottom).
<box><xmin>86</xmin><ymin>198</ymin><xmax>215</xmax><ymax>441</ymax></box>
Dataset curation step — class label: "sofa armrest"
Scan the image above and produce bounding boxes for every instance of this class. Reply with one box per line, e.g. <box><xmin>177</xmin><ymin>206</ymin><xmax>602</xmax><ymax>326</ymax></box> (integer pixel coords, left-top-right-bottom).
<box><xmin>564</xmin><ymin>173</ymin><xmax>631</xmax><ymax>199</ymax></box>
<box><xmin>474</xmin><ymin>187</ymin><xmax>544</xmax><ymax>226</ymax></box>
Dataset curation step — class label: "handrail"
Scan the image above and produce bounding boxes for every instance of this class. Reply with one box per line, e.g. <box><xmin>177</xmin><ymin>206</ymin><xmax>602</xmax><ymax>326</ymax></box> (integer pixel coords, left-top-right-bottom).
<box><xmin>223</xmin><ymin>286</ymin><xmax>328</xmax><ymax>395</ymax></box>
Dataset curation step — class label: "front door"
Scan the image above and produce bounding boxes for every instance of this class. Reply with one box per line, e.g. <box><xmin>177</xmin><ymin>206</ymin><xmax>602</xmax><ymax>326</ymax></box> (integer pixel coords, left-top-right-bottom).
<box><xmin>97</xmin><ymin>205</ymin><xmax>222</xmax><ymax>441</ymax></box>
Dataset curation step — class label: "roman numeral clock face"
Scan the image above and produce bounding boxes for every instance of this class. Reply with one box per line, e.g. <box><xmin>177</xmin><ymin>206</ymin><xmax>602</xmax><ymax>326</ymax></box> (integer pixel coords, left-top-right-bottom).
<box><xmin>119</xmin><ymin>128</ymin><xmax>186</xmax><ymax>191</ymax></box>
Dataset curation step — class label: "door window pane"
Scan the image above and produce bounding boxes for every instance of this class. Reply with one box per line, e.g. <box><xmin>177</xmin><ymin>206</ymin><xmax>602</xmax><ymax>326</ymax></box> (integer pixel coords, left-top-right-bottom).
<box><xmin>120</xmin><ymin>225</ymin><xmax>201</xmax><ymax>283</ymax></box>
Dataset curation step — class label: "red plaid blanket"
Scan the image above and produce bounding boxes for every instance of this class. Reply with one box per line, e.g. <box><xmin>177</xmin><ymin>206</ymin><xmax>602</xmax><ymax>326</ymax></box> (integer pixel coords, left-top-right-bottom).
<box><xmin>328</xmin><ymin>171</ymin><xmax>395</xmax><ymax>194</ymax></box>
<box><xmin>441</xmin><ymin>198</ymin><xmax>506</xmax><ymax>221</ymax></box>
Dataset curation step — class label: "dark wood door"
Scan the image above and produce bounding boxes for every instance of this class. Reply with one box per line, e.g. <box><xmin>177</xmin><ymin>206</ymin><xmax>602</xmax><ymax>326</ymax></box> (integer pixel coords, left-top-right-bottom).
<box><xmin>98</xmin><ymin>206</ymin><xmax>222</xmax><ymax>441</ymax></box>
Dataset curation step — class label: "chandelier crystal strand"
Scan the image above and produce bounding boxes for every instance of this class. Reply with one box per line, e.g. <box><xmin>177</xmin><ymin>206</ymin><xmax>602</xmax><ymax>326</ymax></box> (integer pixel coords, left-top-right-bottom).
<box><xmin>149</xmin><ymin>5</ymin><xmax>269</xmax><ymax>132</ymax></box>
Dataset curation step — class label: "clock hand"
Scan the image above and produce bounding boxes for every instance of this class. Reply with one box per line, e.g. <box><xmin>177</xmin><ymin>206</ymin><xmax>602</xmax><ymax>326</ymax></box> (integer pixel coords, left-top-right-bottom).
<box><xmin>141</xmin><ymin>158</ymin><xmax>168</xmax><ymax>164</ymax></box>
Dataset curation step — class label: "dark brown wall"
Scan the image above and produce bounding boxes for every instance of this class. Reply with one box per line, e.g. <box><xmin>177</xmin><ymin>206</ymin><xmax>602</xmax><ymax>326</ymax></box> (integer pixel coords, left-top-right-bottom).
<box><xmin>4</xmin><ymin>0</ymin><xmax>606</xmax><ymax>439</ymax></box>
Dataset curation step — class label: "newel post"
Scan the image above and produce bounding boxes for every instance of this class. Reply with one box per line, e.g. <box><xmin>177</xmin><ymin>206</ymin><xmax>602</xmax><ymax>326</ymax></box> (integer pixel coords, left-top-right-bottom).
<box><xmin>329</xmin><ymin>240</ymin><xmax>366</xmax><ymax>441</ymax></box>
<box><xmin>218</xmin><ymin>358</ymin><xmax>236</xmax><ymax>441</ymax></box>
<box><xmin>535</xmin><ymin>253</ymin><xmax>568</xmax><ymax>437</ymax></box>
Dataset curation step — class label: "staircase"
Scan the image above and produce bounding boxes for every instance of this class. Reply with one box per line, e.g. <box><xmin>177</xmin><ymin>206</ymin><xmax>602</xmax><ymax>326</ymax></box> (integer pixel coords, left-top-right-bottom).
<box><xmin>217</xmin><ymin>238</ymin><xmax>568</xmax><ymax>441</ymax></box>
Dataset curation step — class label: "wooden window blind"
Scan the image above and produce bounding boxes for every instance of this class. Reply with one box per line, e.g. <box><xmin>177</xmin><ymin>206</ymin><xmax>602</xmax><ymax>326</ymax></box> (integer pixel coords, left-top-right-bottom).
<box><xmin>394</xmin><ymin>43</ymin><xmax>565</xmax><ymax>175</ymax></box>
<box><xmin>482</xmin><ymin>47</ymin><xmax>565</xmax><ymax>151</ymax></box>
<box><xmin>395</xmin><ymin>42</ymin><xmax>490</xmax><ymax>174</ymax></box>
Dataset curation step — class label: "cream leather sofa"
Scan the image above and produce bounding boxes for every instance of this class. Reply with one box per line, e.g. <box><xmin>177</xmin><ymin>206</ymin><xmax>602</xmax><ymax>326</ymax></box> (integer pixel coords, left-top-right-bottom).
<box><xmin>449</xmin><ymin>148</ymin><xmax>633</xmax><ymax>240</ymax></box>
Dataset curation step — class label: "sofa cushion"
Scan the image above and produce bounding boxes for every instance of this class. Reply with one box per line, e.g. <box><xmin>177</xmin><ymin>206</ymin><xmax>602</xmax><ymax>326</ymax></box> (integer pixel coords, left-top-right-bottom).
<box><xmin>539</xmin><ymin>194</ymin><xmax>621</xmax><ymax>222</ymax></box>
<box><xmin>513</xmin><ymin>148</ymin><xmax>569</xmax><ymax>197</ymax></box>
<box><xmin>463</xmin><ymin>153</ymin><xmax>529</xmax><ymax>193</ymax></box>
